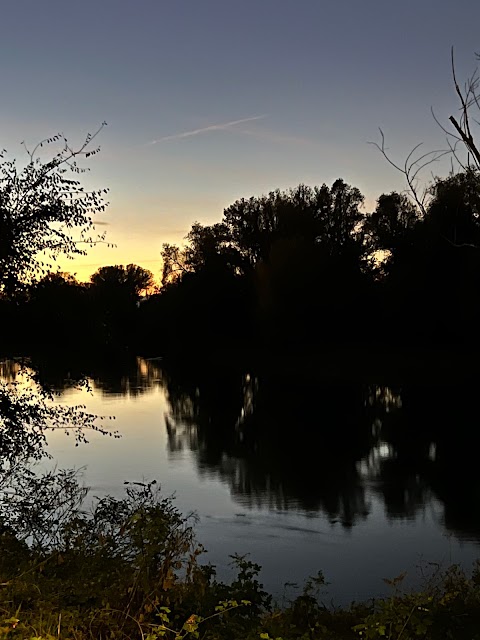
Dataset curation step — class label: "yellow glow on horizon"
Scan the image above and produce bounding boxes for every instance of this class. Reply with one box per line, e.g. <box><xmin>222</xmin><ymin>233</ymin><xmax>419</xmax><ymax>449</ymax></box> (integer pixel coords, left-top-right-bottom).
<box><xmin>52</xmin><ymin>185</ymin><xmax>379</xmax><ymax>283</ymax></box>
<box><xmin>51</xmin><ymin>191</ymin><xmax>228</xmax><ymax>282</ymax></box>
<box><xmin>56</xmin><ymin>245</ymin><xmax>166</xmax><ymax>284</ymax></box>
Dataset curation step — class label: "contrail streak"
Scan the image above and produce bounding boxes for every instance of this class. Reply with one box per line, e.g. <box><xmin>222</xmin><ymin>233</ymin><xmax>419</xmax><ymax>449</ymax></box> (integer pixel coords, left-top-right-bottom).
<box><xmin>150</xmin><ymin>115</ymin><xmax>267</xmax><ymax>144</ymax></box>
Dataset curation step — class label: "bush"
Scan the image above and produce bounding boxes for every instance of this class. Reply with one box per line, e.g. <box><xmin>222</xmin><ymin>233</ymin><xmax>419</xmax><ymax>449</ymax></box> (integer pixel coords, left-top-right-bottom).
<box><xmin>1</xmin><ymin>477</ymin><xmax>480</xmax><ymax>640</ymax></box>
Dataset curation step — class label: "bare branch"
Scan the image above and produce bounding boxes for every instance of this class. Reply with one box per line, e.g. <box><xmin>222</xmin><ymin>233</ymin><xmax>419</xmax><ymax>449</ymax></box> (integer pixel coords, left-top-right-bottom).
<box><xmin>449</xmin><ymin>48</ymin><xmax>480</xmax><ymax>170</ymax></box>
<box><xmin>368</xmin><ymin>129</ymin><xmax>446</xmax><ymax>215</ymax></box>
<box><xmin>449</xmin><ymin>115</ymin><xmax>480</xmax><ymax>169</ymax></box>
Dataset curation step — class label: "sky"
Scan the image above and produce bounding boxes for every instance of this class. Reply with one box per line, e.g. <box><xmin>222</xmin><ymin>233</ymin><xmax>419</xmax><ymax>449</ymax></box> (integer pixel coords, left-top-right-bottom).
<box><xmin>2</xmin><ymin>0</ymin><xmax>480</xmax><ymax>282</ymax></box>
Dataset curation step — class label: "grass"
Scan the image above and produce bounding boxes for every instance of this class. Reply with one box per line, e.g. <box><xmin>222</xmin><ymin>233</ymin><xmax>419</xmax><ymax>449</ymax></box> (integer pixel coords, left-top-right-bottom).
<box><xmin>1</xmin><ymin>479</ymin><xmax>480</xmax><ymax>640</ymax></box>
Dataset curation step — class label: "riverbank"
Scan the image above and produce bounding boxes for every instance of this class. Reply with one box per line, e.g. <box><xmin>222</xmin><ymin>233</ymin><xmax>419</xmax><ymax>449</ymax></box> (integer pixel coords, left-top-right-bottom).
<box><xmin>1</xmin><ymin>479</ymin><xmax>480</xmax><ymax>640</ymax></box>
<box><xmin>3</xmin><ymin>342</ymin><xmax>478</xmax><ymax>386</ymax></box>
<box><xmin>2</xmin><ymin>544</ymin><xmax>480</xmax><ymax>640</ymax></box>
<box><xmin>154</xmin><ymin>343</ymin><xmax>480</xmax><ymax>385</ymax></box>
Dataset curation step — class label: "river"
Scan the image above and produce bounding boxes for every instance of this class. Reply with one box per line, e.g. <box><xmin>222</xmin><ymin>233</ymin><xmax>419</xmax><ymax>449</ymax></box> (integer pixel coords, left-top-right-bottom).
<box><xmin>1</xmin><ymin>354</ymin><xmax>479</xmax><ymax>605</ymax></box>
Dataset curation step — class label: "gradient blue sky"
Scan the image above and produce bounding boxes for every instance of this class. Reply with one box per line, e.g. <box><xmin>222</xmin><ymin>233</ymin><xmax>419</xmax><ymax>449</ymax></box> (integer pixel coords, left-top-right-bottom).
<box><xmin>2</xmin><ymin>0</ymin><xmax>480</xmax><ymax>281</ymax></box>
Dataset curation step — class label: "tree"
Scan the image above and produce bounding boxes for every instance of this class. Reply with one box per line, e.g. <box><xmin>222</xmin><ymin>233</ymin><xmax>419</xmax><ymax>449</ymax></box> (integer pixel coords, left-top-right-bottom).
<box><xmin>370</xmin><ymin>51</ymin><xmax>480</xmax><ymax>215</ymax></box>
<box><xmin>161</xmin><ymin>242</ymin><xmax>191</xmax><ymax>285</ymax></box>
<box><xmin>25</xmin><ymin>272</ymin><xmax>90</xmax><ymax>347</ymax></box>
<box><xmin>161</xmin><ymin>181</ymin><xmax>366</xmax><ymax>290</ymax></box>
<box><xmin>365</xmin><ymin>193</ymin><xmax>419</xmax><ymax>254</ymax></box>
<box><xmin>0</xmin><ymin>126</ymin><xmax>113</xmax><ymax>512</ymax></box>
<box><xmin>425</xmin><ymin>169</ymin><xmax>480</xmax><ymax>248</ymax></box>
<box><xmin>35</xmin><ymin>271</ymin><xmax>80</xmax><ymax>288</ymax></box>
<box><xmin>154</xmin><ymin>181</ymin><xmax>369</xmax><ymax>351</ymax></box>
<box><xmin>0</xmin><ymin>124</ymin><xmax>109</xmax><ymax>298</ymax></box>
<box><xmin>222</xmin><ymin>180</ymin><xmax>365</xmax><ymax>267</ymax></box>
<box><xmin>184</xmin><ymin>222</ymin><xmax>242</xmax><ymax>274</ymax></box>
<box><xmin>89</xmin><ymin>264</ymin><xmax>155</xmax><ymax>347</ymax></box>
<box><xmin>90</xmin><ymin>263</ymin><xmax>154</xmax><ymax>299</ymax></box>
<box><xmin>366</xmin><ymin>171</ymin><xmax>480</xmax><ymax>346</ymax></box>
<box><xmin>156</xmin><ymin>222</ymin><xmax>251</xmax><ymax>352</ymax></box>
<box><xmin>221</xmin><ymin>181</ymin><xmax>368</xmax><ymax>344</ymax></box>
<box><xmin>364</xmin><ymin>192</ymin><xmax>420</xmax><ymax>280</ymax></box>
<box><xmin>444</xmin><ymin>49</ymin><xmax>480</xmax><ymax>171</ymax></box>
<box><xmin>161</xmin><ymin>223</ymin><xmax>242</xmax><ymax>286</ymax></box>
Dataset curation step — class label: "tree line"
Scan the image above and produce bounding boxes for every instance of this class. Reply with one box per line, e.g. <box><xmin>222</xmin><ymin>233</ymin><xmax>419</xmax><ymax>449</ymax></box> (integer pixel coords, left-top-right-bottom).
<box><xmin>3</xmin><ymin>170</ymin><xmax>480</xmax><ymax>355</ymax></box>
<box><xmin>145</xmin><ymin>169</ymin><xmax>480</xmax><ymax>354</ymax></box>
<box><xmin>2</xmin><ymin>47</ymin><xmax>480</xmax><ymax>358</ymax></box>
<box><xmin>1</xmin><ymin>264</ymin><xmax>154</xmax><ymax>352</ymax></box>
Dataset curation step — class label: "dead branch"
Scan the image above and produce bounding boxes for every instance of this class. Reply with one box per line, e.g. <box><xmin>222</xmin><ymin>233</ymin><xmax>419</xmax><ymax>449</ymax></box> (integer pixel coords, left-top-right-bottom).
<box><xmin>449</xmin><ymin>48</ymin><xmax>480</xmax><ymax>170</ymax></box>
<box><xmin>368</xmin><ymin>129</ymin><xmax>448</xmax><ymax>215</ymax></box>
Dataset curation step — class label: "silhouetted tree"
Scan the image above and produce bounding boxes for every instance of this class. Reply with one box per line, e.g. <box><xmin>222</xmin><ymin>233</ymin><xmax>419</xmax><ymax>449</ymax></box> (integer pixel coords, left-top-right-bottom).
<box><xmin>425</xmin><ymin>169</ymin><xmax>480</xmax><ymax>249</ymax></box>
<box><xmin>0</xmin><ymin>125</ymin><xmax>109</xmax><ymax>299</ymax></box>
<box><xmin>222</xmin><ymin>181</ymin><xmax>365</xmax><ymax>268</ymax></box>
<box><xmin>446</xmin><ymin>49</ymin><xmax>480</xmax><ymax>171</ymax></box>
<box><xmin>369</xmin><ymin>170</ymin><xmax>480</xmax><ymax>345</ymax></box>
<box><xmin>89</xmin><ymin>264</ymin><xmax>154</xmax><ymax>347</ymax></box>
<box><xmin>26</xmin><ymin>272</ymin><xmax>91</xmax><ymax>347</ymax></box>
<box><xmin>154</xmin><ymin>221</ymin><xmax>252</xmax><ymax>353</ymax></box>
<box><xmin>90</xmin><ymin>263</ymin><xmax>154</xmax><ymax>299</ymax></box>
<box><xmin>153</xmin><ymin>180</ymin><xmax>371</xmax><ymax>352</ymax></box>
<box><xmin>161</xmin><ymin>223</ymin><xmax>243</xmax><ymax>285</ymax></box>
<box><xmin>0</xmin><ymin>127</ymin><xmax>113</xmax><ymax>528</ymax></box>
<box><xmin>364</xmin><ymin>192</ymin><xmax>419</xmax><ymax>260</ymax></box>
<box><xmin>237</xmin><ymin>181</ymin><xmax>368</xmax><ymax>345</ymax></box>
<box><xmin>161</xmin><ymin>243</ymin><xmax>191</xmax><ymax>285</ymax></box>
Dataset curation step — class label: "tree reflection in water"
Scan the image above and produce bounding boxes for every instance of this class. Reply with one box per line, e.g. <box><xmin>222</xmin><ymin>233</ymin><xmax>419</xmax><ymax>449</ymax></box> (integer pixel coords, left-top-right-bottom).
<box><xmin>2</xmin><ymin>355</ymin><xmax>479</xmax><ymax>543</ymax></box>
<box><xmin>161</xmin><ymin>360</ymin><xmax>480</xmax><ymax>540</ymax></box>
<box><xmin>19</xmin><ymin>354</ymin><xmax>165</xmax><ymax>398</ymax></box>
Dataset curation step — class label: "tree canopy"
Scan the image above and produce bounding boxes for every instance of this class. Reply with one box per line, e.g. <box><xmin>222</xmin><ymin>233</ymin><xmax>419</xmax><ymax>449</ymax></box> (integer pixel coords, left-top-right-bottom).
<box><xmin>0</xmin><ymin>125</ymin><xmax>109</xmax><ymax>297</ymax></box>
<box><xmin>90</xmin><ymin>263</ymin><xmax>155</xmax><ymax>299</ymax></box>
<box><xmin>0</xmin><ymin>127</ymin><xmax>112</xmax><ymax>503</ymax></box>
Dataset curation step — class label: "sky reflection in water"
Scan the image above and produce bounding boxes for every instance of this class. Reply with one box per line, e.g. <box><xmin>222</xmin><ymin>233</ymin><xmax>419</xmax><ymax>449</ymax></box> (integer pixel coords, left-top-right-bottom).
<box><xmin>2</xmin><ymin>356</ymin><xmax>480</xmax><ymax>604</ymax></box>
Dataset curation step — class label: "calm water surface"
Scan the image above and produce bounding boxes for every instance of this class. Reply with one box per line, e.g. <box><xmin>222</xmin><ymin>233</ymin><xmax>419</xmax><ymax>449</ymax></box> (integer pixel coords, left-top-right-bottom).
<box><xmin>2</xmin><ymin>355</ymin><xmax>480</xmax><ymax>604</ymax></box>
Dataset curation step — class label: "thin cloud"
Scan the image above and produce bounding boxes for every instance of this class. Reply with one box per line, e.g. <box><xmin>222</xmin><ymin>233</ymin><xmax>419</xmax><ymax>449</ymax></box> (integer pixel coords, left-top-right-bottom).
<box><xmin>149</xmin><ymin>115</ymin><xmax>267</xmax><ymax>145</ymax></box>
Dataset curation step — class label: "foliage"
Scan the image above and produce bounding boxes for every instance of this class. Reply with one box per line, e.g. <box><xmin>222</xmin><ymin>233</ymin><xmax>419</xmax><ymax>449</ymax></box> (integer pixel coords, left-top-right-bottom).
<box><xmin>364</xmin><ymin>193</ymin><xmax>419</xmax><ymax>258</ymax></box>
<box><xmin>425</xmin><ymin>169</ymin><xmax>480</xmax><ymax>248</ymax></box>
<box><xmin>222</xmin><ymin>181</ymin><xmax>364</xmax><ymax>267</ymax></box>
<box><xmin>161</xmin><ymin>242</ymin><xmax>191</xmax><ymax>285</ymax></box>
<box><xmin>0</xmin><ymin>125</ymin><xmax>109</xmax><ymax>297</ymax></box>
<box><xmin>90</xmin><ymin>263</ymin><xmax>155</xmax><ymax>298</ymax></box>
<box><xmin>0</xmin><ymin>479</ymin><xmax>480</xmax><ymax>640</ymax></box>
<box><xmin>0</xmin><ymin>329</ymin><xmax>114</xmax><ymax>577</ymax></box>
<box><xmin>0</xmin><ymin>480</ymin><xmax>271</xmax><ymax>639</ymax></box>
<box><xmin>161</xmin><ymin>180</ymin><xmax>365</xmax><ymax>285</ymax></box>
<box><xmin>161</xmin><ymin>223</ymin><xmax>238</xmax><ymax>286</ymax></box>
<box><xmin>5</xmin><ymin>166</ymin><xmax>480</xmax><ymax>354</ymax></box>
<box><xmin>87</xmin><ymin>263</ymin><xmax>155</xmax><ymax>347</ymax></box>
<box><xmin>153</xmin><ymin>179</ymin><xmax>370</xmax><ymax>352</ymax></box>
<box><xmin>0</xmin><ymin>367</ymin><xmax>113</xmax><ymax>464</ymax></box>
<box><xmin>23</xmin><ymin>273</ymin><xmax>90</xmax><ymax>347</ymax></box>
<box><xmin>0</xmin><ymin>126</ymin><xmax>119</xmax><ymax>600</ymax></box>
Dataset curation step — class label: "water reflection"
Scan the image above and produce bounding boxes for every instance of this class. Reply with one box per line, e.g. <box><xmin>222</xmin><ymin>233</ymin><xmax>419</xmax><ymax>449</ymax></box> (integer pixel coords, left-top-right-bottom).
<box><xmin>89</xmin><ymin>357</ymin><xmax>164</xmax><ymax>397</ymax></box>
<box><xmin>161</xmin><ymin>360</ymin><xmax>480</xmax><ymax>541</ymax></box>
<box><xmin>2</xmin><ymin>355</ymin><xmax>480</xmax><ymax>545</ymax></box>
<box><xmin>0</xmin><ymin>358</ymin><xmax>26</xmax><ymax>381</ymax></box>
<box><xmin>162</xmin><ymin>363</ymin><xmax>376</xmax><ymax>524</ymax></box>
<box><xmin>13</xmin><ymin>354</ymin><xmax>165</xmax><ymax>397</ymax></box>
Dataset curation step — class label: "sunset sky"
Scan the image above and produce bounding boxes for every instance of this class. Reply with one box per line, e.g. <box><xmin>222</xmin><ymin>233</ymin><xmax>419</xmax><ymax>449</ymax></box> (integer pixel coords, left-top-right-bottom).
<box><xmin>2</xmin><ymin>0</ymin><xmax>480</xmax><ymax>282</ymax></box>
